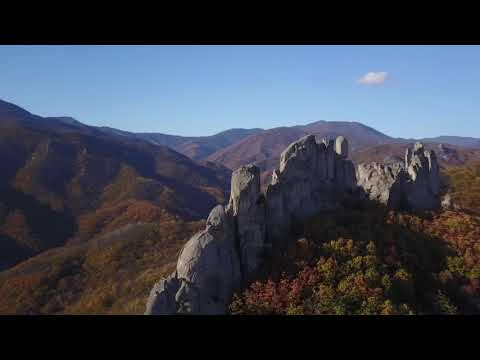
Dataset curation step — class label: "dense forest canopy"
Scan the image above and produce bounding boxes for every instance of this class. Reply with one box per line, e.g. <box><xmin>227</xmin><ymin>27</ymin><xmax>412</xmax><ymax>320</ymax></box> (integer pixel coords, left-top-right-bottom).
<box><xmin>229</xmin><ymin>165</ymin><xmax>480</xmax><ymax>315</ymax></box>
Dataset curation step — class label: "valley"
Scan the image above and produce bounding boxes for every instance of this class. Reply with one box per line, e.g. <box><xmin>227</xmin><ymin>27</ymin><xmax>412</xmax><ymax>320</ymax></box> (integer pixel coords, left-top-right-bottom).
<box><xmin>0</xmin><ymin>98</ymin><xmax>480</xmax><ymax>314</ymax></box>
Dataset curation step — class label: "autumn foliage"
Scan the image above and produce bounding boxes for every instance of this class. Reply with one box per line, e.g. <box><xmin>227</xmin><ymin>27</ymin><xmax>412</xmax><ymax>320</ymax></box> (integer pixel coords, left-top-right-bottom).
<box><xmin>230</xmin><ymin>203</ymin><xmax>480</xmax><ymax>315</ymax></box>
<box><xmin>443</xmin><ymin>161</ymin><xmax>480</xmax><ymax>215</ymax></box>
<box><xmin>0</xmin><ymin>219</ymin><xmax>204</xmax><ymax>314</ymax></box>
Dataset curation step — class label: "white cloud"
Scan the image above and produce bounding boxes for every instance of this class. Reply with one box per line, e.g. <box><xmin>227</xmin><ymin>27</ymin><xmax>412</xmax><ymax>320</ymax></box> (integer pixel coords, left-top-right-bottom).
<box><xmin>357</xmin><ymin>71</ymin><xmax>388</xmax><ymax>85</ymax></box>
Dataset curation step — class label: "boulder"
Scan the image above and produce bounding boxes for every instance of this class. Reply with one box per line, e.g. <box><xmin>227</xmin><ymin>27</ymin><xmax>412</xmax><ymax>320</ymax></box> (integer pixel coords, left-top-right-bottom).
<box><xmin>144</xmin><ymin>273</ymin><xmax>181</xmax><ymax>315</ymax></box>
<box><xmin>441</xmin><ymin>193</ymin><xmax>453</xmax><ymax>210</ymax></box>
<box><xmin>335</xmin><ymin>136</ymin><xmax>349</xmax><ymax>158</ymax></box>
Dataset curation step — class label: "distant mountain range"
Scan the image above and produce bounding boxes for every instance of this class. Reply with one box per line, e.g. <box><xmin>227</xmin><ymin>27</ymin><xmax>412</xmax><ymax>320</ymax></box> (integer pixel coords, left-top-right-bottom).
<box><xmin>1</xmin><ymin>97</ymin><xmax>480</xmax><ymax>314</ymax></box>
<box><xmin>419</xmin><ymin>136</ymin><xmax>480</xmax><ymax>149</ymax></box>
<box><xmin>99</xmin><ymin>127</ymin><xmax>264</xmax><ymax>160</ymax></box>
<box><xmin>0</xmin><ymin>99</ymin><xmax>230</xmax><ymax>270</ymax></box>
<box><xmin>94</xmin><ymin>115</ymin><xmax>480</xmax><ymax>175</ymax></box>
<box><xmin>205</xmin><ymin>120</ymin><xmax>397</xmax><ymax>172</ymax></box>
<box><xmin>351</xmin><ymin>142</ymin><xmax>480</xmax><ymax>168</ymax></box>
<box><xmin>1</xmin><ymin>97</ymin><xmax>479</xmax><ymax>271</ymax></box>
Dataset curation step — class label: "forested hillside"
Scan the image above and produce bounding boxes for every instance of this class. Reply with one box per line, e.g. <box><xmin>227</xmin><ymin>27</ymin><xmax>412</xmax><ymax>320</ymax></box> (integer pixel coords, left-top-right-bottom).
<box><xmin>230</xmin><ymin>173</ymin><xmax>480</xmax><ymax>315</ymax></box>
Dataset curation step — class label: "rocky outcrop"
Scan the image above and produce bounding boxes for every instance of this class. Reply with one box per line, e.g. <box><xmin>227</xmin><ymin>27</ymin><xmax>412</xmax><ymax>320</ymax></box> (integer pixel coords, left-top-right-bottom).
<box><xmin>145</xmin><ymin>273</ymin><xmax>181</xmax><ymax>315</ymax></box>
<box><xmin>145</xmin><ymin>135</ymin><xmax>358</xmax><ymax>315</ymax></box>
<box><xmin>357</xmin><ymin>142</ymin><xmax>441</xmax><ymax>210</ymax></box>
<box><xmin>404</xmin><ymin>143</ymin><xmax>441</xmax><ymax>210</ymax></box>
<box><xmin>145</xmin><ymin>205</ymin><xmax>242</xmax><ymax>314</ymax></box>
<box><xmin>226</xmin><ymin>165</ymin><xmax>266</xmax><ymax>280</ymax></box>
<box><xmin>145</xmin><ymin>165</ymin><xmax>264</xmax><ymax>315</ymax></box>
<box><xmin>335</xmin><ymin>136</ymin><xmax>349</xmax><ymax>159</ymax></box>
<box><xmin>266</xmin><ymin>135</ymin><xmax>357</xmax><ymax>249</ymax></box>
<box><xmin>145</xmin><ymin>138</ymin><xmax>443</xmax><ymax>315</ymax></box>
<box><xmin>357</xmin><ymin>162</ymin><xmax>406</xmax><ymax>208</ymax></box>
<box><xmin>175</xmin><ymin>205</ymin><xmax>242</xmax><ymax>314</ymax></box>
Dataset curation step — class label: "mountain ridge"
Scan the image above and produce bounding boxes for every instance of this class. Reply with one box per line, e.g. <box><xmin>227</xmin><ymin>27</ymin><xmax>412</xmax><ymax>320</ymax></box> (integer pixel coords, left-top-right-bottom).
<box><xmin>0</xmin><ymin>98</ymin><xmax>231</xmax><ymax>270</ymax></box>
<box><xmin>3</xmin><ymin>98</ymin><xmax>479</xmax><ymax>156</ymax></box>
<box><xmin>1</xmin><ymin>98</ymin><xmax>480</xmax><ymax>315</ymax></box>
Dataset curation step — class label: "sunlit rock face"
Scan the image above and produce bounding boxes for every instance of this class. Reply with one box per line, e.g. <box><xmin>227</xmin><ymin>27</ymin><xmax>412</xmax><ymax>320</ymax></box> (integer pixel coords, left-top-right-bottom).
<box><xmin>145</xmin><ymin>135</ymin><xmax>377</xmax><ymax>315</ymax></box>
<box><xmin>145</xmin><ymin>167</ymin><xmax>262</xmax><ymax>315</ymax></box>
<box><xmin>357</xmin><ymin>142</ymin><xmax>441</xmax><ymax>211</ymax></box>
<box><xmin>404</xmin><ymin>143</ymin><xmax>441</xmax><ymax>210</ymax></box>
<box><xmin>356</xmin><ymin>162</ymin><xmax>406</xmax><ymax>209</ymax></box>
<box><xmin>226</xmin><ymin>165</ymin><xmax>266</xmax><ymax>281</ymax></box>
<box><xmin>145</xmin><ymin>204</ymin><xmax>242</xmax><ymax>315</ymax></box>
<box><xmin>146</xmin><ymin>138</ymin><xmax>444</xmax><ymax>315</ymax></box>
<box><xmin>265</xmin><ymin>135</ymin><xmax>357</xmax><ymax>250</ymax></box>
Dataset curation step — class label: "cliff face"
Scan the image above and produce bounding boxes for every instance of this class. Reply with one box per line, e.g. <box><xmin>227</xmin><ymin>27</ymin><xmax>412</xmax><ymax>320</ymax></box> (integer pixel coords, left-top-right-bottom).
<box><xmin>357</xmin><ymin>163</ymin><xmax>407</xmax><ymax>208</ymax></box>
<box><xmin>145</xmin><ymin>135</ymin><xmax>357</xmax><ymax>315</ymax></box>
<box><xmin>357</xmin><ymin>142</ymin><xmax>441</xmax><ymax>211</ymax></box>
<box><xmin>265</xmin><ymin>135</ymin><xmax>357</xmax><ymax>251</ymax></box>
<box><xmin>145</xmin><ymin>137</ymin><xmax>442</xmax><ymax>315</ymax></box>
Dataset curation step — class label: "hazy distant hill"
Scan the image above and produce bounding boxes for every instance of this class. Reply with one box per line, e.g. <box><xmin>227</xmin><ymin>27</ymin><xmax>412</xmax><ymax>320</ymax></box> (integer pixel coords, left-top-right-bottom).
<box><xmin>206</xmin><ymin>120</ymin><xmax>398</xmax><ymax>172</ymax></box>
<box><xmin>205</xmin><ymin>121</ymin><xmax>480</xmax><ymax>187</ymax></box>
<box><xmin>420</xmin><ymin>136</ymin><xmax>480</xmax><ymax>149</ymax></box>
<box><xmin>100</xmin><ymin>127</ymin><xmax>264</xmax><ymax>160</ymax></box>
<box><xmin>351</xmin><ymin>142</ymin><xmax>480</xmax><ymax>168</ymax></box>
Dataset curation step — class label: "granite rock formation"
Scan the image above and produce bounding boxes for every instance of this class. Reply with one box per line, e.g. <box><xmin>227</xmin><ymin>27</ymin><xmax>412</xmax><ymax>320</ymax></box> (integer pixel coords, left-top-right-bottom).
<box><xmin>404</xmin><ymin>142</ymin><xmax>441</xmax><ymax>210</ymax></box>
<box><xmin>145</xmin><ymin>204</ymin><xmax>242</xmax><ymax>314</ymax></box>
<box><xmin>356</xmin><ymin>162</ymin><xmax>406</xmax><ymax>208</ymax></box>
<box><xmin>145</xmin><ymin>135</ymin><xmax>357</xmax><ymax>315</ymax></box>
<box><xmin>226</xmin><ymin>165</ymin><xmax>266</xmax><ymax>280</ymax></box>
<box><xmin>145</xmin><ymin>138</ymin><xmax>442</xmax><ymax>315</ymax></box>
<box><xmin>357</xmin><ymin>142</ymin><xmax>441</xmax><ymax>210</ymax></box>
<box><xmin>265</xmin><ymin>135</ymin><xmax>357</xmax><ymax>250</ymax></box>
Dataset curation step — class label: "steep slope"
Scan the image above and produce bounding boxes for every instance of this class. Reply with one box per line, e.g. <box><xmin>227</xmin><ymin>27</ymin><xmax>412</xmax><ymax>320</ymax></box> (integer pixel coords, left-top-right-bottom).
<box><xmin>231</xmin><ymin>207</ymin><xmax>480</xmax><ymax>315</ymax></box>
<box><xmin>144</xmin><ymin>136</ymin><xmax>479</xmax><ymax>315</ymax></box>
<box><xmin>0</xmin><ymin>220</ymin><xmax>204</xmax><ymax>314</ymax></box>
<box><xmin>0</xmin><ymin>99</ymin><xmax>230</xmax><ymax>269</ymax></box>
<box><xmin>442</xmin><ymin>161</ymin><xmax>480</xmax><ymax>215</ymax></box>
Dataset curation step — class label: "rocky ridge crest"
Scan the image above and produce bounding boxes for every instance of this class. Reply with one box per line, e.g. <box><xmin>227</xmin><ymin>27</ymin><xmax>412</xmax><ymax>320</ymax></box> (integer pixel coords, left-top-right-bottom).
<box><xmin>145</xmin><ymin>137</ymin><xmax>441</xmax><ymax>315</ymax></box>
<box><xmin>357</xmin><ymin>142</ymin><xmax>441</xmax><ymax>210</ymax></box>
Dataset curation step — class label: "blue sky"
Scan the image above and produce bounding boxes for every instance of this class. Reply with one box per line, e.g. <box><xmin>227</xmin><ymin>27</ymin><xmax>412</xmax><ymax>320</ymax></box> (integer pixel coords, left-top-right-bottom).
<box><xmin>0</xmin><ymin>45</ymin><xmax>479</xmax><ymax>138</ymax></box>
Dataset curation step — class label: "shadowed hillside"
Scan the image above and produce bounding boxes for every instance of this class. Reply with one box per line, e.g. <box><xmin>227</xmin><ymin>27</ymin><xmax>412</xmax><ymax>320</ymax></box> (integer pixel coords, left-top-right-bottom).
<box><xmin>0</xmin><ymin>220</ymin><xmax>204</xmax><ymax>314</ymax></box>
<box><xmin>230</xmin><ymin>201</ymin><xmax>480</xmax><ymax>315</ymax></box>
<box><xmin>0</xmin><ymin>99</ymin><xmax>230</xmax><ymax>269</ymax></box>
